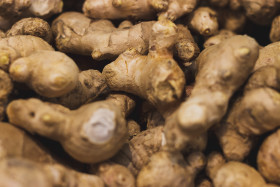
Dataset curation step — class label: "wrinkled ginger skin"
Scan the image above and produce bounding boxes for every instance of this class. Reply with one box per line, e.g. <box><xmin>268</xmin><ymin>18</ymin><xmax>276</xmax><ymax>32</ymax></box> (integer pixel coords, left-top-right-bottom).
<box><xmin>137</xmin><ymin>151</ymin><xmax>205</xmax><ymax>187</ymax></box>
<box><xmin>213</xmin><ymin>161</ymin><xmax>268</xmax><ymax>187</ymax></box>
<box><xmin>47</xmin><ymin>70</ymin><xmax>109</xmax><ymax>109</ymax></box>
<box><xmin>6</xmin><ymin>18</ymin><xmax>52</xmax><ymax>43</ymax></box>
<box><xmin>159</xmin><ymin>0</ymin><xmax>198</xmax><ymax>21</ymax></box>
<box><xmin>257</xmin><ymin>129</ymin><xmax>280</xmax><ymax>185</ymax></box>
<box><xmin>83</xmin><ymin>0</ymin><xmax>168</xmax><ymax>20</ymax></box>
<box><xmin>9</xmin><ymin>50</ymin><xmax>79</xmax><ymax>98</ymax></box>
<box><xmin>270</xmin><ymin>15</ymin><xmax>280</xmax><ymax>42</ymax></box>
<box><xmin>52</xmin><ymin>12</ymin><xmax>153</xmax><ymax>60</ymax></box>
<box><xmin>127</xmin><ymin>120</ymin><xmax>141</xmax><ymax>139</ymax></box>
<box><xmin>112</xmin><ymin>126</ymin><xmax>164</xmax><ymax>175</ymax></box>
<box><xmin>0</xmin><ymin>122</ymin><xmax>55</xmax><ymax>164</ymax></box>
<box><xmin>103</xmin><ymin>19</ymin><xmax>185</xmax><ymax>110</ymax></box>
<box><xmin>0</xmin><ymin>0</ymin><xmax>63</xmax><ymax>18</ymax></box>
<box><xmin>175</xmin><ymin>24</ymin><xmax>200</xmax><ymax>62</ymax></box>
<box><xmin>189</xmin><ymin>7</ymin><xmax>219</xmax><ymax>36</ymax></box>
<box><xmin>0</xmin><ymin>35</ymin><xmax>54</xmax><ymax>71</ymax></box>
<box><xmin>0</xmin><ymin>70</ymin><xmax>12</xmax><ymax>120</ymax></box>
<box><xmin>95</xmin><ymin>162</ymin><xmax>135</xmax><ymax>187</ymax></box>
<box><xmin>253</xmin><ymin>42</ymin><xmax>280</xmax><ymax>71</ymax></box>
<box><xmin>0</xmin><ymin>158</ymin><xmax>104</xmax><ymax>187</ymax></box>
<box><xmin>7</xmin><ymin>98</ymin><xmax>128</xmax><ymax>163</ymax></box>
<box><xmin>240</xmin><ymin>0</ymin><xmax>279</xmax><ymax>25</ymax></box>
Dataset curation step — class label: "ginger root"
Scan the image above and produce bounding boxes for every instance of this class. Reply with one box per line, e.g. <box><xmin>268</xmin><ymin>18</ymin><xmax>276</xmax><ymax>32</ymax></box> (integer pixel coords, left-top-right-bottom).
<box><xmin>203</xmin><ymin>30</ymin><xmax>236</xmax><ymax>48</ymax></box>
<box><xmin>213</xmin><ymin>161</ymin><xmax>271</xmax><ymax>187</ymax></box>
<box><xmin>7</xmin><ymin>95</ymin><xmax>133</xmax><ymax>163</ymax></box>
<box><xmin>137</xmin><ymin>151</ymin><xmax>205</xmax><ymax>187</ymax></box>
<box><xmin>270</xmin><ymin>15</ymin><xmax>280</xmax><ymax>42</ymax></box>
<box><xmin>47</xmin><ymin>69</ymin><xmax>109</xmax><ymax>109</ymax></box>
<box><xmin>188</xmin><ymin>7</ymin><xmax>219</xmax><ymax>36</ymax></box>
<box><xmin>0</xmin><ymin>35</ymin><xmax>54</xmax><ymax>71</ymax></box>
<box><xmin>93</xmin><ymin>162</ymin><xmax>136</xmax><ymax>187</ymax></box>
<box><xmin>103</xmin><ymin>19</ymin><xmax>185</xmax><ymax>110</ymax></box>
<box><xmin>0</xmin><ymin>158</ymin><xmax>104</xmax><ymax>187</ymax></box>
<box><xmin>163</xmin><ymin>35</ymin><xmax>259</xmax><ymax>151</ymax></box>
<box><xmin>52</xmin><ymin>12</ymin><xmax>154</xmax><ymax>60</ymax></box>
<box><xmin>9</xmin><ymin>50</ymin><xmax>79</xmax><ymax>98</ymax></box>
<box><xmin>0</xmin><ymin>122</ymin><xmax>55</xmax><ymax>164</ymax></box>
<box><xmin>0</xmin><ymin>69</ymin><xmax>13</xmax><ymax>120</ymax></box>
<box><xmin>0</xmin><ymin>0</ymin><xmax>63</xmax><ymax>19</ymax></box>
<box><xmin>6</xmin><ymin>17</ymin><xmax>52</xmax><ymax>43</ymax></box>
<box><xmin>257</xmin><ymin>129</ymin><xmax>280</xmax><ymax>184</ymax></box>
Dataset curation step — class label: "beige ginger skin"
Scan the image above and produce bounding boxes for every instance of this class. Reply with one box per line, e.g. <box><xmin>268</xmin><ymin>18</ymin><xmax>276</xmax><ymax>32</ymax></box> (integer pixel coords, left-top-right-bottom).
<box><xmin>52</xmin><ymin>12</ymin><xmax>198</xmax><ymax>62</ymax></box>
<box><xmin>7</xmin><ymin>94</ymin><xmax>135</xmax><ymax>163</ymax></box>
<box><xmin>0</xmin><ymin>0</ymin><xmax>63</xmax><ymax>19</ymax></box>
<box><xmin>203</xmin><ymin>30</ymin><xmax>236</xmax><ymax>48</ymax></box>
<box><xmin>137</xmin><ymin>151</ymin><xmax>205</xmax><ymax>187</ymax></box>
<box><xmin>0</xmin><ymin>158</ymin><xmax>104</xmax><ymax>187</ymax></box>
<box><xmin>258</xmin><ymin>129</ymin><xmax>280</xmax><ymax>185</ymax></box>
<box><xmin>163</xmin><ymin>35</ymin><xmax>259</xmax><ymax>151</ymax></box>
<box><xmin>93</xmin><ymin>162</ymin><xmax>136</xmax><ymax>187</ymax></box>
<box><xmin>188</xmin><ymin>7</ymin><xmax>219</xmax><ymax>36</ymax></box>
<box><xmin>0</xmin><ymin>122</ymin><xmax>55</xmax><ymax>163</ymax></box>
<box><xmin>0</xmin><ymin>69</ymin><xmax>13</xmax><ymax>120</ymax></box>
<box><xmin>47</xmin><ymin>69</ymin><xmax>109</xmax><ymax>109</ymax></box>
<box><xmin>83</xmin><ymin>0</ymin><xmax>197</xmax><ymax>21</ymax></box>
<box><xmin>9</xmin><ymin>50</ymin><xmax>79</xmax><ymax>98</ymax></box>
<box><xmin>52</xmin><ymin>12</ymin><xmax>154</xmax><ymax>60</ymax></box>
<box><xmin>6</xmin><ymin>17</ymin><xmax>52</xmax><ymax>43</ymax></box>
<box><xmin>103</xmin><ymin>19</ymin><xmax>185</xmax><ymax>110</ymax></box>
<box><xmin>0</xmin><ymin>35</ymin><xmax>54</xmax><ymax>71</ymax></box>
<box><xmin>270</xmin><ymin>15</ymin><xmax>280</xmax><ymax>42</ymax></box>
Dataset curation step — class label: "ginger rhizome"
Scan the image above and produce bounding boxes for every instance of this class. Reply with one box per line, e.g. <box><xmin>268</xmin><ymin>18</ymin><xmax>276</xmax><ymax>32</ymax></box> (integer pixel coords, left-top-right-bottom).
<box><xmin>93</xmin><ymin>162</ymin><xmax>136</xmax><ymax>187</ymax></box>
<box><xmin>270</xmin><ymin>15</ymin><xmax>280</xmax><ymax>42</ymax></box>
<box><xmin>7</xmin><ymin>94</ymin><xmax>134</xmax><ymax>163</ymax></box>
<box><xmin>47</xmin><ymin>69</ymin><xmax>109</xmax><ymax>109</ymax></box>
<box><xmin>163</xmin><ymin>35</ymin><xmax>259</xmax><ymax>151</ymax></box>
<box><xmin>0</xmin><ymin>158</ymin><xmax>104</xmax><ymax>187</ymax></box>
<box><xmin>0</xmin><ymin>35</ymin><xmax>53</xmax><ymax>71</ymax></box>
<box><xmin>257</xmin><ymin>129</ymin><xmax>280</xmax><ymax>185</ymax></box>
<box><xmin>0</xmin><ymin>122</ymin><xmax>55</xmax><ymax>163</ymax></box>
<box><xmin>203</xmin><ymin>30</ymin><xmax>236</xmax><ymax>48</ymax></box>
<box><xmin>212</xmin><ymin>161</ymin><xmax>272</xmax><ymax>187</ymax></box>
<box><xmin>0</xmin><ymin>69</ymin><xmax>12</xmax><ymax>120</ymax></box>
<box><xmin>103</xmin><ymin>19</ymin><xmax>185</xmax><ymax>110</ymax></box>
<box><xmin>52</xmin><ymin>12</ymin><xmax>154</xmax><ymax>60</ymax></box>
<box><xmin>6</xmin><ymin>17</ymin><xmax>52</xmax><ymax>43</ymax></box>
<box><xmin>9</xmin><ymin>50</ymin><xmax>79</xmax><ymax>98</ymax></box>
<box><xmin>188</xmin><ymin>7</ymin><xmax>219</xmax><ymax>36</ymax></box>
<box><xmin>83</xmin><ymin>0</ymin><xmax>197</xmax><ymax>21</ymax></box>
<box><xmin>137</xmin><ymin>151</ymin><xmax>205</xmax><ymax>187</ymax></box>
<box><xmin>0</xmin><ymin>0</ymin><xmax>63</xmax><ymax>19</ymax></box>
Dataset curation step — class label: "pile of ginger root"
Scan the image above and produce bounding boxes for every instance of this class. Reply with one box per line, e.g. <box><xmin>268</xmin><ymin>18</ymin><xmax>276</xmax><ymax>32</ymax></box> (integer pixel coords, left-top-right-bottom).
<box><xmin>1</xmin><ymin>0</ymin><xmax>280</xmax><ymax>186</ymax></box>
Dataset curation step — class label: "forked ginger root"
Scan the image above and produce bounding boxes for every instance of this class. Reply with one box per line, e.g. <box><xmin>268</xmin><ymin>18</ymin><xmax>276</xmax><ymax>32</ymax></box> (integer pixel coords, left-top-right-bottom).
<box><xmin>103</xmin><ymin>19</ymin><xmax>185</xmax><ymax>110</ymax></box>
<box><xmin>9</xmin><ymin>50</ymin><xmax>79</xmax><ymax>98</ymax></box>
<box><xmin>0</xmin><ymin>122</ymin><xmax>55</xmax><ymax>163</ymax></box>
<box><xmin>0</xmin><ymin>158</ymin><xmax>104</xmax><ymax>187</ymax></box>
<box><xmin>6</xmin><ymin>17</ymin><xmax>52</xmax><ymax>43</ymax></box>
<box><xmin>137</xmin><ymin>151</ymin><xmax>205</xmax><ymax>187</ymax></box>
<box><xmin>7</xmin><ymin>94</ymin><xmax>135</xmax><ymax>163</ymax></box>
<box><xmin>52</xmin><ymin>12</ymin><xmax>154</xmax><ymax>60</ymax></box>
<box><xmin>257</xmin><ymin>129</ymin><xmax>280</xmax><ymax>185</ymax></box>
<box><xmin>163</xmin><ymin>35</ymin><xmax>259</xmax><ymax>151</ymax></box>
<box><xmin>0</xmin><ymin>35</ymin><xmax>54</xmax><ymax>71</ymax></box>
